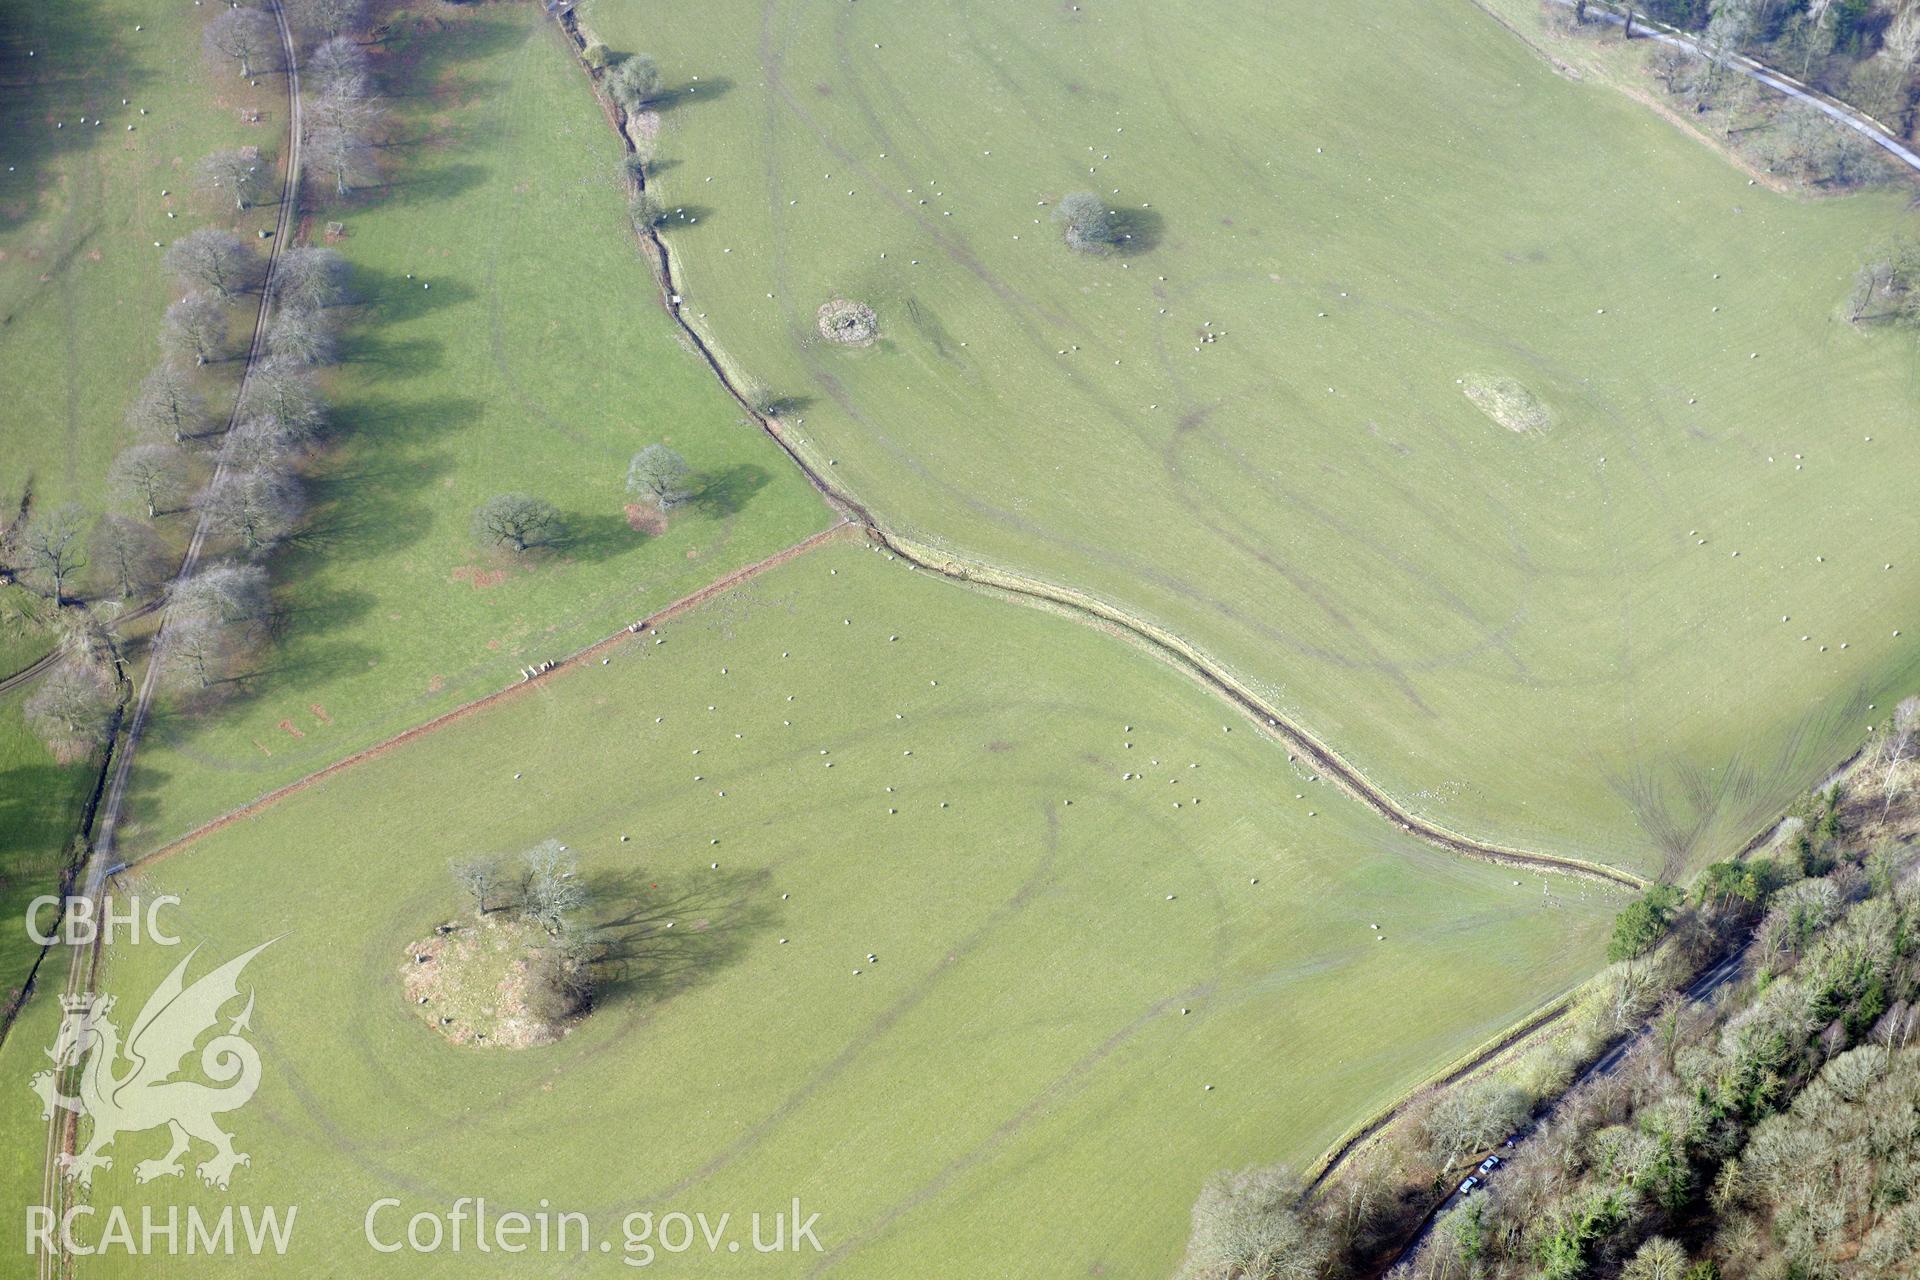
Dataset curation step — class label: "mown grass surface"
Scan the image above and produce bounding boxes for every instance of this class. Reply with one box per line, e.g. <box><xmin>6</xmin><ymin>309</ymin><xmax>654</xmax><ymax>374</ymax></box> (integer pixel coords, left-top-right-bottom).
<box><xmin>68</xmin><ymin>542</ymin><xmax>1616</xmax><ymax>1277</ymax></box>
<box><xmin>114</xmin><ymin>4</ymin><xmax>832</xmax><ymax>851</ymax></box>
<box><xmin>579</xmin><ymin>0</ymin><xmax>1920</xmax><ymax>879</ymax></box>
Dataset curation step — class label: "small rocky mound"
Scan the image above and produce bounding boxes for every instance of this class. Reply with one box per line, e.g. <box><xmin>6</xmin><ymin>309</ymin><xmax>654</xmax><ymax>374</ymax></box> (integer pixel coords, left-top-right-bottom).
<box><xmin>403</xmin><ymin>916</ymin><xmax>582</xmax><ymax>1050</ymax></box>
<box><xmin>817</xmin><ymin>297</ymin><xmax>878</xmax><ymax>345</ymax></box>
<box><xmin>1461</xmin><ymin>374</ymin><xmax>1552</xmax><ymax>434</ymax></box>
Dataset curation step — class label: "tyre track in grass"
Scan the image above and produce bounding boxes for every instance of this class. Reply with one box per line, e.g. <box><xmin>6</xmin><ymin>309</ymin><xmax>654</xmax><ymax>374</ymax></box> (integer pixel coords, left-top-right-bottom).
<box><xmin>38</xmin><ymin>4</ymin><xmax>307</xmax><ymax>1273</ymax></box>
<box><xmin>547</xmin><ymin>7</ymin><xmax>1645</xmax><ymax>892</ymax></box>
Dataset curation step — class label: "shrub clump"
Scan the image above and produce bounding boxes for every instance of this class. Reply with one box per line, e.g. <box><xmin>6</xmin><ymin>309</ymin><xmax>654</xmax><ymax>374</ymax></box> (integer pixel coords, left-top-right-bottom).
<box><xmin>1054</xmin><ymin>191</ymin><xmax>1119</xmax><ymax>254</ymax></box>
<box><xmin>817</xmin><ymin>298</ymin><xmax>878</xmax><ymax>345</ymax></box>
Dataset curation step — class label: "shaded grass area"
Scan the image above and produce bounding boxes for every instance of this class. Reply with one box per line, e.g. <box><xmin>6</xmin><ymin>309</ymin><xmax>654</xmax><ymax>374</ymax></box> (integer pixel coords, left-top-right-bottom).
<box><xmin>115</xmin><ymin>4</ymin><xmax>830</xmax><ymax>850</ymax></box>
<box><xmin>0</xmin><ymin>687</ymin><xmax>94</xmax><ymax>1006</ymax></box>
<box><xmin>74</xmin><ymin>543</ymin><xmax>1616</xmax><ymax>1277</ymax></box>
<box><xmin>579</xmin><ymin>0</ymin><xmax>1920</xmax><ymax>878</ymax></box>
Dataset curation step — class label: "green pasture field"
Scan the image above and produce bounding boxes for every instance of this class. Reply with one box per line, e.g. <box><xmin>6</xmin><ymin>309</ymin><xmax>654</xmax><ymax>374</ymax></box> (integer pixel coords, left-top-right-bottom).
<box><xmin>63</xmin><ymin>541</ymin><xmax>1617</xmax><ymax>1277</ymax></box>
<box><xmin>579</xmin><ymin>0</ymin><xmax>1920</xmax><ymax>879</ymax></box>
<box><xmin>114</xmin><ymin>3</ymin><xmax>831</xmax><ymax>851</ymax></box>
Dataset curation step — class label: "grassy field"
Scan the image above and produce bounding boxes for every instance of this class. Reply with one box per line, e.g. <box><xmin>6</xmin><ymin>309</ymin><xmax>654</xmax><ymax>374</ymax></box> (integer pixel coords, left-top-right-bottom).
<box><xmin>61</xmin><ymin>541</ymin><xmax>1616</xmax><ymax>1277</ymax></box>
<box><xmin>113</xmin><ymin>3</ymin><xmax>832</xmax><ymax>851</ymax></box>
<box><xmin>576</xmin><ymin>0</ymin><xmax>1920</xmax><ymax>879</ymax></box>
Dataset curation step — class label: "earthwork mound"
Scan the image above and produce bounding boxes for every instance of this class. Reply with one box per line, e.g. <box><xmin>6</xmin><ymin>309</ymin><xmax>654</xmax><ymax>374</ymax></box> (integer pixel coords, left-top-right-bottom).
<box><xmin>817</xmin><ymin>297</ymin><xmax>878</xmax><ymax>345</ymax></box>
<box><xmin>1461</xmin><ymin>374</ymin><xmax>1551</xmax><ymax>434</ymax></box>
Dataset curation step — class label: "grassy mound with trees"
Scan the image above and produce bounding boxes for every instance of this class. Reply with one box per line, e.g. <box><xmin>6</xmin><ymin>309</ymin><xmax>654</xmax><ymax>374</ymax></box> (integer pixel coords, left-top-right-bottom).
<box><xmin>56</xmin><ymin>542</ymin><xmax>1616</xmax><ymax>1277</ymax></box>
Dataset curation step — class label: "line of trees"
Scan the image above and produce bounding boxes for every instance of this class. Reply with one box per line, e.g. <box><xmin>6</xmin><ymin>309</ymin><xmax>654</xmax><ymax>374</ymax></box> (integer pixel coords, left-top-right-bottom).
<box><xmin>304</xmin><ymin>33</ymin><xmax>381</xmax><ymax>196</ymax></box>
<box><xmin>4</xmin><ymin>1</ymin><xmax>385</xmax><ymax>759</ymax></box>
<box><xmin>470</xmin><ymin>444</ymin><xmax>692</xmax><ymax>557</ymax></box>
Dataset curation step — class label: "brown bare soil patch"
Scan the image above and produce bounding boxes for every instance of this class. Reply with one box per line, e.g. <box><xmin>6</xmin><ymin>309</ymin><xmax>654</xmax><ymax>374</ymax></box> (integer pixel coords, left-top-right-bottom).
<box><xmin>309</xmin><ymin>704</ymin><xmax>332</xmax><ymax>723</ymax></box>
<box><xmin>624</xmin><ymin>503</ymin><xmax>667</xmax><ymax>535</ymax></box>
<box><xmin>277</xmin><ymin>719</ymin><xmax>305</xmax><ymax>739</ymax></box>
<box><xmin>451</xmin><ymin>564</ymin><xmax>509</xmax><ymax>590</ymax></box>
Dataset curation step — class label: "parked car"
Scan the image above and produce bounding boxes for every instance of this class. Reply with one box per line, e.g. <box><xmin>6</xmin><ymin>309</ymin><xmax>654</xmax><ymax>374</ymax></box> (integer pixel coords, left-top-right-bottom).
<box><xmin>1477</xmin><ymin>1155</ymin><xmax>1502</xmax><ymax>1175</ymax></box>
<box><xmin>1458</xmin><ymin>1175</ymin><xmax>1481</xmax><ymax>1195</ymax></box>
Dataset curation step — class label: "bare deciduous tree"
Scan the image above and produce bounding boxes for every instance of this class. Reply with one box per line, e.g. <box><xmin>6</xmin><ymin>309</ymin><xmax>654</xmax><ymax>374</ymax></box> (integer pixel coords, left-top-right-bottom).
<box><xmin>204</xmin><ymin>6</ymin><xmax>279</xmax><ymax>78</ymax></box>
<box><xmin>626</xmin><ymin>444</ymin><xmax>692</xmax><ymax>510</ymax></box>
<box><xmin>164</xmin><ymin>228</ymin><xmax>257</xmax><ymax>299</ymax></box>
<box><xmin>88</xmin><ymin>516</ymin><xmax>168</xmax><ymax>600</ymax></box>
<box><xmin>306</xmin><ymin>34</ymin><xmax>370</xmax><ymax>96</ymax></box>
<box><xmin>306</xmin><ymin>123</ymin><xmax>377</xmax><ymax>196</ymax></box>
<box><xmin>200</xmin><ymin>469</ymin><xmax>304</xmax><ymax>557</ymax></box>
<box><xmin>521</xmin><ymin>841</ymin><xmax>586</xmax><ymax>936</ymax></box>
<box><xmin>225</xmin><ymin>415</ymin><xmax>298</xmax><ymax>471</ymax></box>
<box><xmin>1175</xmin><ymin>1165</ymin><xmax>1329</xmax><ymax>1280</ymax></box>
<box><xmin>305</xmin><ymin>84</ymin><xmax>385</xmax><ymax>138</ymax></box>
<box><xmin>173</xmin><ymin>562</ymin><xmax>272</xmax><ymax>631</ymax></box>
<box><xmin>17</xmin><ymin>504</ymin><xmax>89</xmax><ymax>604</ymax></box>
<box><xmin>450</xmin><ymin>856</ymin><xmax>503</xmax><ymax>916</ymax></box>
<box><xmin>25</xmin><ymin>658</ymin><xmax>117</xmax><ymax>750</ymax></box>
<box><xmin>473</xmin><ymin>493</ymin><xmax>564</xmax><ymax>554</ymax></box>
<box><xmin>162</xmin><ymin>613</ymin><xmax>228</xmax><ymax>689</ymax></box>
<box><xmin>198</xmin><ymin>146</ymin><xmax>266</xmax><ymax>211</ymax></box>
<box><xmin>271</xmin><ymin>246</ymin><xmax>349</xmax><ymax>309</ymax></box>
<box><xmin>1881</xmin><ymin>696</ymin><xmax>1919</xmax><ymax>818</ymax></box>
<box><xmin>110</xmin><ymin>444</ymin><xmax>190</xmax><ymax>518</ymax></box>
<box><xmin>266</xmin><ymin>304</ymin><xmax>337</xmax><ymax>365</ymax></box>
<box><xmin>287</xmin><ymin>0</ymin><xmax>366</xmax><ymax>40</ymax></box>
<box><xmin>162</xmin><ymin>292</ymin><xmax>229</xmax><ymax>366</ymax></box>
<box><xmin>127</xmin><ymin>363</ymin><xmax>210</xmax><ymax>442</ymax></box>
<box><xmin>237</xmin><ymin>359</ymin><xmax>325</xmax><ymax>442</ymax></box>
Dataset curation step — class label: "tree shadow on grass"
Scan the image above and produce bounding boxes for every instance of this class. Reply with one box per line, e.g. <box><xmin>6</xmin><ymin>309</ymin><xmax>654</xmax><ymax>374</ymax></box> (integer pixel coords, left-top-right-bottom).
<box><xmin>556</xmin><ymin>511</ymin><xmax>647</xmax><ymax>565</ymax></box>
<box><xmin>585</xmin><ymin>865</ymin><xmax>776</xmax><ymax>1008</ymax></box>
<box><xmin>652</xmin><ymin>203</ymin><xmax>716</xmax><ymax>231</ymax></box>
<box><xmin>345</xmin><ymin>266</ymin><xmax>477</xmax><ymax>324</ymax></box>
<box><xmin>267</xmin><ymin>583</ymin><xmax>378</xmax><ymax>639</ymax></box>
<box><xmin>1110</xmin><ymin>205</ymin><xmax>1165</xmax><ymax>256</ymax></box>
<box><xmin>372</xmin><ymin>160</ymin><xmax>491</xmax><ymax>211</ymax></box>
<box><xmin>335</xmin><ymin>332</ymin><xmax>446</xmax><ymax>380</ymax></box>
<box><xmin>328</xmin><ymin>393</ymin><xmax>485</xmax><ymax>448</ymax></box>
<box><xmin>643</xmin><ymin>76</ymin><xmax>735</xmax><ymax>116</ymax></box>
<box><xmin>691</xmin><ymin>464</ymin><xmax>770</xmax><ymax>518</ymax></box>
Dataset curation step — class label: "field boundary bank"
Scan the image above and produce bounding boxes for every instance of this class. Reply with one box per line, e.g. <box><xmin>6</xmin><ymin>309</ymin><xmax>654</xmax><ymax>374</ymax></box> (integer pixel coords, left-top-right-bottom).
<box><xmin>1305</xmin><ymin>989</ymin><xmax>1579</xmax><ymax>1190</ymax></box>
<box><xmin>548</xmin><ymin>8</ymin><xmax>1646</xmax><ymax>892</ymax></box>
<box><xmin>128</xmin><ymin>523</ymin><xmax>855</xmax><ymax>869</ymax></box>
<box><xmin>1534</xmin><ymin>0</ymin><xmax>1920</xmax><ymax>174</ymax></box>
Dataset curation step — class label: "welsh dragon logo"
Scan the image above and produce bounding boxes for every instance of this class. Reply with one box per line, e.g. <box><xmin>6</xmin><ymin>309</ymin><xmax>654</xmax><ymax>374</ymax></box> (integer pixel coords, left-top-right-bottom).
<box><xmin>31</xmin><ymin>941</ymin><xmax>273</xmax><ymax>1190</ymax></box>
